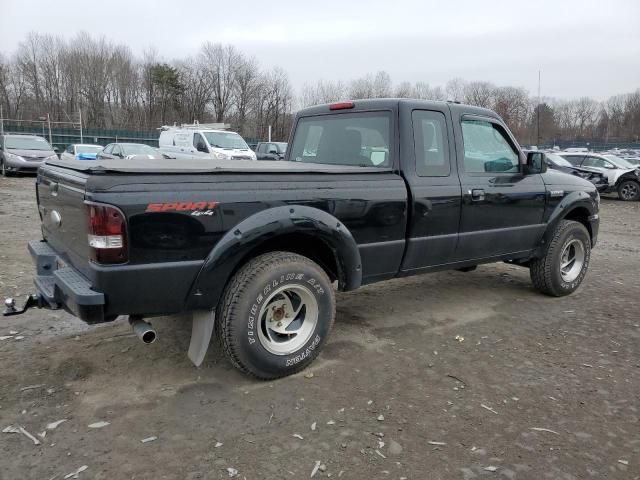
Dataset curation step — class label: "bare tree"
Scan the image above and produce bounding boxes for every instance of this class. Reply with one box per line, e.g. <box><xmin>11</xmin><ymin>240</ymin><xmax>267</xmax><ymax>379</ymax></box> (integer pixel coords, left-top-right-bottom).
<box><xmin>445</xmin><ymin>78</ymin><xmax>466</xmax><ymax>102</ymax></box>
<box><xmin>232</xmin><ymin>56</ymin><xmax>261</xmax><ymax>134</ymax></box>
<box><xmin>200</xmin><ymin>42</ymin><xmax>240</xmax><ymax>122</ymax></box>
<box><xmin>464</xmin><ymin>81</ymin><xmax>495</xmax><ymax>108</ymax></box>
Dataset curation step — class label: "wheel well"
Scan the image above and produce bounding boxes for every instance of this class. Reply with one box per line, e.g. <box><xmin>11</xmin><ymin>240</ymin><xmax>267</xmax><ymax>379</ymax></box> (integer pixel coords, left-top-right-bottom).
<box><xmin>234</xmin><ymin>232</ymin><xmax>341</xmax><ymax>286</ymax></box>
<box><xmin>564</xmin><ymin>207</ymin><xmax>592</xmax><ymax>239</ymax></box>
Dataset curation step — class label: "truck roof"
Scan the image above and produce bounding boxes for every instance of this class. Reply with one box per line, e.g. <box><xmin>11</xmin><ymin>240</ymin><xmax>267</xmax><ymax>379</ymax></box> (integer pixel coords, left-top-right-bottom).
<box><xmin>296</xmin><ymin>98</ymin><xmax>499</xmax><ymax>119</ymax></box>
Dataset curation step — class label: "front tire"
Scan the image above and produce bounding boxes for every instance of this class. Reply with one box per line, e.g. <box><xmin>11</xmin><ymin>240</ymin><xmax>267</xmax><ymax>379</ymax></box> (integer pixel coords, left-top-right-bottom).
<box><xmin>217</xmin><ymin>252</ymin><xmax>335</xmax><ymax>379</ymax></box>
<box><xmin>530</xmin><ymin>220</ymin><xmax>591</xmax><ymax>296</ymax></box>
<box><xmin>617</xmin><ymin>180</ymin><xmax>640</xmax><ymax>201</ymax></box>
<box><xmin>1</xmin><ymin>160</ymin><xmax>9</xmax><ymax>177</ymax></box>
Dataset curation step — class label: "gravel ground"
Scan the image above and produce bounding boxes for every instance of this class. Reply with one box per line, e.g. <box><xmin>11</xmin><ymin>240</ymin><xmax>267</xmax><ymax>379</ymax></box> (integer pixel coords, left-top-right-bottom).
<box><xmin>0</xmin><ymin>175</ymin><xmax>638</xmax><ymax>480</ymax></box>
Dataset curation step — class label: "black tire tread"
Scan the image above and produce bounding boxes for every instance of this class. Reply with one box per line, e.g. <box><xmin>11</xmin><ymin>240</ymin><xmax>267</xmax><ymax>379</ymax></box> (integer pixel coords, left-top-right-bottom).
<box><xmin>216</xmin><ymin>251</ymin><xmax>334</xmax><ymax>380</ymax></box>
<box><xmin>530</xmin><ymin>220</ymin><xmax>589</xmax><ymax>296</ymax></box>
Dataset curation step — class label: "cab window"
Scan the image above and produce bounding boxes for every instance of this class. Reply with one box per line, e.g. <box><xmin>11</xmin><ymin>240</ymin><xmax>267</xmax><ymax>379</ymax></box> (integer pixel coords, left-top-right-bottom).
<box><xmin>290</xmin><ymin>111</ymin><xmax>391</xmax><ymax>168</ymax></box>
<box><xmin>412</xmin><ymin>110</ymin><xmax>449</xmax><ymax>177</ymax></box>
<box><xmin>461</xmin><ymin>120</ymin><xmax>519</xmax><ymax>174</ymax></box>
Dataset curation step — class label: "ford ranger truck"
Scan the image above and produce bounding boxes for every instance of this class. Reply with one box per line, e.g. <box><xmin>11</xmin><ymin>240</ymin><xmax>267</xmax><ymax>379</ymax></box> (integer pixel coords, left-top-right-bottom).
<box><xmin>5</xmin><ymin>99</ymin><xmax>600</xmax><ymax>379</ymax></box>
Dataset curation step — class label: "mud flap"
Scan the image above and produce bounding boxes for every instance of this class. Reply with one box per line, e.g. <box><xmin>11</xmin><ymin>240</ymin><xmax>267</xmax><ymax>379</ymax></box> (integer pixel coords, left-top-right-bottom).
<box><xmin>187</xmin><ymin>310</ymin><xmax>215</xmax><ymax>367</ymax></box>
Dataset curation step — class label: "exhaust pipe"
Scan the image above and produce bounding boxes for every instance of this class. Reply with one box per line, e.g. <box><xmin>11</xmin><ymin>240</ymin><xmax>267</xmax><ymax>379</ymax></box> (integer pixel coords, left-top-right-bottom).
<box><xmin>129</xmin><ymin>316</ymin><xmax>157</xmax><ymax>344</ymax></box>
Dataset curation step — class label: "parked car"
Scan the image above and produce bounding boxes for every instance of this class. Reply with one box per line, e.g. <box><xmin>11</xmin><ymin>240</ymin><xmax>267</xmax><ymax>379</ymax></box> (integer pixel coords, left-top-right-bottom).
<box><xmin>563</xmin><ymin>147</ymin><xmax>589</xmax><ymax>153</ymax></box>
<box><xmin>255</xmin><ymin>142</ymin><xmax>287</xmax><ymax>160</ymax></box>
<box><xmin>158</xmin><ymin>125</ymin><xmax>257</xmax><ymax>161</ymax></box>
<box><xmin>96</xmin><ymin>143</ymin><xmax>164</xmax><ymax>161</ymax></box>
<box><xmin>60</xmin><ymin>144</ymin><xmax>103</xmax><ymax>161</ymax></box>
<box><xmin>0</xmin><ymin>134</ymin><xmax>58</xmax><ymax>176</ymax></box>
<box><xmin>541</xmin><ymin>151</ymin><xmax>608</xmax><ymax>192</ymax></box>
<box><xmin>558</xmin><ymin>152</ymin><xmax>640</xmax><ymax>201</ymax></box>
<box><xmin>6</xmin><ymin>99</ymin><xmax>600</xmax><ymax>379</ymax></box>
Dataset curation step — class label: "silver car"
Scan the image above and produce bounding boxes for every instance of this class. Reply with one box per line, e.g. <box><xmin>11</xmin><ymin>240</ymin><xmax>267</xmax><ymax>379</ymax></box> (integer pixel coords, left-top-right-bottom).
<box><xmin>559</xmin><ymin>152</ymin><xmax>640</xmax><ymax>201</ymax></box>
<box><xmin>0</xmin><ymin>134</ymin><xmax>58</xmax><ymax>176</ymax></box>
<box><xmin>60</xmin><ymin>144</ymin><xmax>103</xmax><ymax>161</ymax></box>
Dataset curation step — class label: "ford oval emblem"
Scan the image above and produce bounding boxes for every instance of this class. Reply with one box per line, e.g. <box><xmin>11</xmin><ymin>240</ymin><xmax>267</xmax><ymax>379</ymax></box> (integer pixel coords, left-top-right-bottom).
<box><xmin>50</xmin><ymin>210</ymin><xmax>62</xmax><ymax>228</ymax></box>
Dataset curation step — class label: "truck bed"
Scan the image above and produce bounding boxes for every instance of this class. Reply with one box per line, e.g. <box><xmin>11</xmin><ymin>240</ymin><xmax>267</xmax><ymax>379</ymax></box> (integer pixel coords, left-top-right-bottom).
<box><xmin>45</xmin><ymin>157</ymin><xmax>389</xmax><ymax>174</ymax></box>
<box><xmin>36</xmin><ymin>160</ymin><xmax>408</xmax><ymax>321</ymax></box>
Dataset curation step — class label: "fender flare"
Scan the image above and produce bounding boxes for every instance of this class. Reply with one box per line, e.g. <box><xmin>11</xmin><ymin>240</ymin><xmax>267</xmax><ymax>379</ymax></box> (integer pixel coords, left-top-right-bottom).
<box><xmin>535</xmin><ymin>191</ymin><xmax>596</xmax><ymax>254</ymax></box>
<box><xmin>186</xmin><ymin>205</ymin><xmax>362</xmax><ymax>311</ymax></box>
<box><xmin>183</xmin><ymin>205</ymin><xmax>362</xmax><ymax>366</ymax></box>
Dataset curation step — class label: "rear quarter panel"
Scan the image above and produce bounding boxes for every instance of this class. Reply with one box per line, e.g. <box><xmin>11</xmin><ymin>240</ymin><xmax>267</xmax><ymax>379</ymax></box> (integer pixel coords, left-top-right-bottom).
<box><xmin>88</xmin><ymin>172</ymin><xmax>409</xmax><ymax>282</ymax></box>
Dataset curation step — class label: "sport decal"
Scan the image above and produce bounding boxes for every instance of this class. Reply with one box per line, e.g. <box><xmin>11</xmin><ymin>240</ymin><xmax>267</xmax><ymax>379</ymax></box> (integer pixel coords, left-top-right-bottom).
<box><xmin>145</xmin><ymin>201</ymin><xmax>219</xmax><ymax>216</ymax></box>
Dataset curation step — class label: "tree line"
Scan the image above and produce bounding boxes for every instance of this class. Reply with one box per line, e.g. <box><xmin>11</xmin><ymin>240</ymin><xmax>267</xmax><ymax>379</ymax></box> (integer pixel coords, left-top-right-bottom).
<box><xmin>1</xmin><ymin>32</ymin><xmax>639</xmax><ymax>145</ymax></box>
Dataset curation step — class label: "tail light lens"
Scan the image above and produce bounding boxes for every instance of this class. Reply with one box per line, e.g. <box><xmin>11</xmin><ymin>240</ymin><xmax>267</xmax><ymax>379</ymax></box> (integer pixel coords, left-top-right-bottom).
<box><xmin>86</xmin><ymin>202</ymin><xmax>128</xmax><ymax>264</ymax></box>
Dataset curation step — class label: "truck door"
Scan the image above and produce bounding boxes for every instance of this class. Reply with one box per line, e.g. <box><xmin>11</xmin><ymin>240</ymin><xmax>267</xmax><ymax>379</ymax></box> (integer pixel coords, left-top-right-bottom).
<box><xmin>451</xmin><ymin>112</ymin><xmax>546</xmax><ymax>260</ymax></box>
<box><xmin>399</xmin><ymin>104</ymin><xmax>462</xmax><ymax>272</ymax></box>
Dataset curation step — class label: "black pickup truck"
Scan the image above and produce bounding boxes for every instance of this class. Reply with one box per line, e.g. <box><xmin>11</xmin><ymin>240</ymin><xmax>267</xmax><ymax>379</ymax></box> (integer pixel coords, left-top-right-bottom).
<box><xmin>6</xmin><ymin>99</ymin><xmax>600</xmax><ymax>379</ymax></box>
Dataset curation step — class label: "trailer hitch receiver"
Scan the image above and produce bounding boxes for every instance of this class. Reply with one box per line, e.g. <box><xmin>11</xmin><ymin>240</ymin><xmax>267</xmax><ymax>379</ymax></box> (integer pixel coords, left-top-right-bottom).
<box><xmin>3</xmin><ymin>295</ymin><xmax>51</xmax><ymax>317</ymax></box>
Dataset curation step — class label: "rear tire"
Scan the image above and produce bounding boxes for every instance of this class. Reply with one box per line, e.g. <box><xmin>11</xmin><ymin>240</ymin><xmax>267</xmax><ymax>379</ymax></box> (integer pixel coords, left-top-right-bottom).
<box><xmin>529</xmin><ymin>220</ymin><xmax>591</xmax><ymax>296</ymax></box>
<box><xmin>216</xmin><ymin>252</ymin><xmax>335</xmax><ymax>379</ymax></box>
<box><xmin>617</xmin><ymin>180</ymin><xmax>640</xmax><ymax>201</ymax></box>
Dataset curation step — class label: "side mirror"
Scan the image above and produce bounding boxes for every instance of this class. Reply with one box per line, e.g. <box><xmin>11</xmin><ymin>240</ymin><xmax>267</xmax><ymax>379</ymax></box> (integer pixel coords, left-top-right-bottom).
<box><xmin>197</xmin><ymin>143</ymin><xmax>209</xmax><ymax>153</ymax></box>
<box><xmin>268</xmin><ymin>149</ymin><xmax>278</xmax><ymax>155</ymax></box>
<box><xmin>604</xmin><ymin>163</ymin><xmax>616</xmax><ymax>169</ymax></box>
<box><xmin>526</xmin><ymin>151</ymin><xmax>546</xmax><ymax>174</ymax></box>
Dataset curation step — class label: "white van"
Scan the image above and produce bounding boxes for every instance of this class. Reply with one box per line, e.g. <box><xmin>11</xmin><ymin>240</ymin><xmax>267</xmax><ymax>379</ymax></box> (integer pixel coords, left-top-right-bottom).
<box><xmin>158</xmin><ymin>124</ymin><xmax>257</xmax><ymax>161</ymax></box>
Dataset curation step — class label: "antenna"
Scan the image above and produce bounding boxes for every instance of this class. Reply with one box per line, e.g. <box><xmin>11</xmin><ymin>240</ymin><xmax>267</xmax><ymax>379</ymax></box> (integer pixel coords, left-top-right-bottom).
<box><xmin>537</xmin><ymin>69</ymin><xmax>541</xmax><ymax>146</ymax></box>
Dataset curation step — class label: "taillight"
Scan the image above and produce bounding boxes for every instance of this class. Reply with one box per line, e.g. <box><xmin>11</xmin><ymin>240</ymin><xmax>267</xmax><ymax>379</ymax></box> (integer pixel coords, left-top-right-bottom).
<box><xmin>86</xmin><ymin>203</ymin><xmax>128</xmax><ymax>264</ymax></box>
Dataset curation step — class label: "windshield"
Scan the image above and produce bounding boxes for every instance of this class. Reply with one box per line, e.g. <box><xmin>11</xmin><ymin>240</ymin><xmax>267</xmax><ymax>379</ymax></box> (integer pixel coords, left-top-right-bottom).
<box><xmin>5</xmin><ymin>136</ymin><xmax>52</xmax><ymax>151</ymax></box>
<box><xmin>546</xmin><ymin>152</ymin><xmax>574</xmax><ymax>168</ymax></box>
<box><xmin>203</xmin><ymin>132</ymin><xmax>249</xmax><ymax>150</ymax></box>
<box><xmin>604</xmin><ymin>154</ymin><xmax>635</xmax><ymax>169</ymax></box>
<box><xmin>76</xmin><ymin>145</ymin><xmax>102</xmax><ymax>154</ymax></box>
<box><xmin>275</xmin><ymin>142</ymin><xmax>287</xmax><ymax>153</ymax></box>
<box><xmin>123</xmin><ymin>144</ymin><xmax>158</xmax><ymax>155</ymax></box>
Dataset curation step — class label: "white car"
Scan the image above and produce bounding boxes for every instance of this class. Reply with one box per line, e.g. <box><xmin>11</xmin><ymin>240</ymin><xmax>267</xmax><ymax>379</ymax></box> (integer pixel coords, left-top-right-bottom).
<box><xmin>158</xmin><ymin>124</ymin><xmax>256</xmax><ymax>162</ymax></box>
<box><xmin>60</xmin><ymin>144</ymin><xmax>103</xmax><ymax>161</ymax></box>
<box><xmin>559</xmin><ymin>152</ymin><xmax>640</xmax><ymax>201</ymax></box>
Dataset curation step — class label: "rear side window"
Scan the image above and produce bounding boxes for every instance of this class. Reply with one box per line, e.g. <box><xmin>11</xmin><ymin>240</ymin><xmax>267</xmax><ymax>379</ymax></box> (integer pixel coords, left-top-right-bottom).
<box><xmin>412</xmin><ymin>110</ymin><xmax>450</xmax><ymax>177</ymax></box>
<box><xmin>290</xmin><ymin>112</ymin><xmax>391</xmax><ymax>168</ymax></box>
<box><xmin>461</xmin><ymin>120</ymin><xmax>519</xmax><ymax>174</ymax></box>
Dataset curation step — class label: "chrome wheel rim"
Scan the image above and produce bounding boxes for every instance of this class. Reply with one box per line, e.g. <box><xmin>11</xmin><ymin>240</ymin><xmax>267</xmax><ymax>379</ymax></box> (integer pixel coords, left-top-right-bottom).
<box><xmin>621</xmin><ymin>182</ymin><xmax>638</xmax><ymax>200</ymax></box>
<box><xmin>559</xmin><ymin>239</ymin><xmax>585</xmax><ymax>282</ymax></box>
<box><xmin>257</xmin><ymin>284</ymin><xmax>318</xmax><ymax>355</ymax></box>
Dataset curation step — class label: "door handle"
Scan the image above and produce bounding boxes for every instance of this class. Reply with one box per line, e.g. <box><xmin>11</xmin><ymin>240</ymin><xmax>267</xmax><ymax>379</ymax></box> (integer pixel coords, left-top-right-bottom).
<box><xmin>470</xmin><ymin>189</ymin><xmax>485</xmax><ymax>201</ymax></box>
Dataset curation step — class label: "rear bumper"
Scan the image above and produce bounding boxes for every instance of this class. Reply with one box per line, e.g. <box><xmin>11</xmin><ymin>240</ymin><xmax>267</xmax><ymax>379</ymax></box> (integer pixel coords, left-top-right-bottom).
<box><xmin>29</xmin><ymin>240</ymin><xmax>204</xmax><ymax>323</ymax></box>
<box><xmin>29</xmin><ymin>240</ymin><xmax>107</xmax><ymax>323</ymax></box>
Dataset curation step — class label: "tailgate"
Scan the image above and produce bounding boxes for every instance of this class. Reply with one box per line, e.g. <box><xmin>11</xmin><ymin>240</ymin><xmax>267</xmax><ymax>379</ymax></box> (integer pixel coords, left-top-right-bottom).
<box><xmin>37</xmin><ymin>166</ymin><xmax>91</xmax><ymax>277</ymax></box>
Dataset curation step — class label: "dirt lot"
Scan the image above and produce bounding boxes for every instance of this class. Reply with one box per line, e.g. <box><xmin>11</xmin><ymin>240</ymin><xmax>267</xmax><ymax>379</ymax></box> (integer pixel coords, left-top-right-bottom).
<box><xmin>0</xmin><ymin>174</ymin><xmax>638</xmax><ymax>480</ymax></box>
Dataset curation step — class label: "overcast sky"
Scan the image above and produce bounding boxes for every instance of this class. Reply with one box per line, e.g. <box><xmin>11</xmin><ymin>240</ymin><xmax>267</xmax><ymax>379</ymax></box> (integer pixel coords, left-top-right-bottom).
<box><xmin>1</xmin><ymin>0</ymin><xmax>638</xmax><ymax>100</ymax></box>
